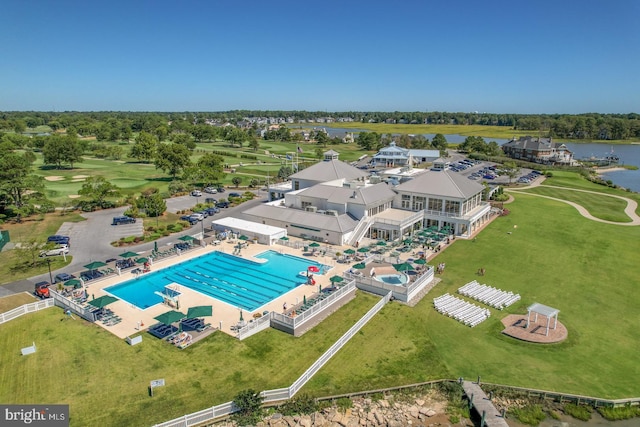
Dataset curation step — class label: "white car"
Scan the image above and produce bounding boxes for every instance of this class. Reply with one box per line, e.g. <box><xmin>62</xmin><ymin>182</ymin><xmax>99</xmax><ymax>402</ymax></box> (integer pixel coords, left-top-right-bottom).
<box><xmin>204</xmin><ymin>187</ymin><xmax>217</xmax><ymax>194</ymax></box>
<box><xmin>40</xmin><ymin>244</ymin><xmax>70</xmax><ymax>257</ymax></box>
<box><xmin>191</xmin><ymin>190</ymin><xmax>202</xmax><ymax>197</ymax></box>
<box><xmin>189</xmin><ymin>213</ymin><xmax>204</xmax><ymax>221</ymax></box>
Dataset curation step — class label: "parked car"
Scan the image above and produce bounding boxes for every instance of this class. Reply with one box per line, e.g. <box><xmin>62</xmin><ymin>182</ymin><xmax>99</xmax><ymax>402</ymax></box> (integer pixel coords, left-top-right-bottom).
<box><xmin>191</xmin><ymin>190</ymin><xmax>202</xmax><ymax>197</ymax></box>
<box><xmin>54</xmin><ymin>273</ymin><xmax>75</xmax><ymax>283</ymax></box>
<box><xmin>190</xmin><ymin>213</ymin><xmax>205</xmax><ymax>221</ymax></box>
<box><xmin>217</xmin><ymin>187</ymin><xmax>225</xmax><ymax>193</ymax></box>
<box><xmin>204</xmin><ymin>207</ymin><xmax>219</xmax><ymax>215</ymax></box>
<box><xmin>112</xmin><ymin>215</ymin><xmax>136</xmax><ymax>225</ymax></box>
<box><xmin>196</xmin><ymin>210</ymin><xmax>208</xmax><ymax>218</ymax></box>
<box><xmin>180</xmin><ymin>215</ymin><xmax>198</xmax><ymax>225</ymax></box>
<box><xmin>228</xmin><ymin>192</ymin><xmax>241</xmax><ymax>198</ymax></box>
<box><xmin>40</xmin><ymin>244</ymin><xmax>70</xmax><ymax>257</ymax></box>
<box><xmin>215</xmin><ymin>201</ymin><xmax>229</xmax><ymax>209</ymax></box>
<box><xmin>204</xmin><ymin>187</ymin><xmax>217</xmax><ymax>194</ymax></box>
<box><xmin>47</xmin><ymin>235</ymin><xmax>70</xmax><ymax>246</ymax></box>
<box><xmin>34</xmin><ymin>281</ymin><xmax>51</xmax><ymax>299</ymax></box>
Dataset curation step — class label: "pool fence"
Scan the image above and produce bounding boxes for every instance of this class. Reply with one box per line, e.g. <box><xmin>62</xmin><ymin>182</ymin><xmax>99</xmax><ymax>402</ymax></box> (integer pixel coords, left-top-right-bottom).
<box><xmin>152</xmin><ymin>291</ymin><xmax>392</xmax><ymax>427</ymax></box>
<box><xmin>269</xmin><ymin>279</ymin><xmax>357</xmax><ymax>337</ymax></box>
<box><xmin>345</xmin><ymin>264</ymin><xmax>435</xmax><ymax>303</ymax></box>
<box><xmin>0</xmin><ymin>297</ymin><xmax>54</xmax><ymax>325</ymax></box>
<box><xmin>49</xmin><ymin>289</ymin><xmax>97</xmax><ymax>322</ymax></box>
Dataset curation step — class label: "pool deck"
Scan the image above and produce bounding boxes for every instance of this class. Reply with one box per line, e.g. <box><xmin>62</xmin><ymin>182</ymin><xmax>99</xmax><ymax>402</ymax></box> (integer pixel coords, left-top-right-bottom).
<box><xmin>83</xmin><ymin>239</ymin><xmax>353</xmax><ymax>339</ymax></box>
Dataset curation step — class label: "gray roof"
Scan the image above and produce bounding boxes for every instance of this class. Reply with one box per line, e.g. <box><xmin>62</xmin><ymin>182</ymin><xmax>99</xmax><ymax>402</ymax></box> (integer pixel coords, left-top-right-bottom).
<box><xmin>242</xmin><ymin>205</ymin><xmax>359</xmax><ymax>233</ymax></box>
<box><xmin>394</xmin><ymin>170</ymin><xmax>484</xmax><ymax>199</ymax></box>
<box><xmin>528</xmin><ymin>303</ymin><xmax>559</xmax><ymax>317</ymax></box>
<box><xmin>290</xmin><ymin>159</ymin><xmax>367</xmax><ymax>182</ymax></box>
<box><xmin>408</xmin><ymin>149</ymin><xmax>440</xmax><ymax>158</ymax></box>
<box><xmin>503</xmin><ymin>136</ymin><xmax>563</xmax><ymax>151</ymax></box>
<box><xmin>298</xmin><ymin>182</ymin><xmax>395</xmax><ymax>206</ymax></box>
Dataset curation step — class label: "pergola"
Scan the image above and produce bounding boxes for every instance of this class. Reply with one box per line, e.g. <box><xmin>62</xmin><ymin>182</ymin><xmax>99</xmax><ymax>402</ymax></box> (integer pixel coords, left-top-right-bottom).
<box><xmin>527</xmin><ymin>303</ymin><xmax>559</xmax><ymax>336</ymax></box>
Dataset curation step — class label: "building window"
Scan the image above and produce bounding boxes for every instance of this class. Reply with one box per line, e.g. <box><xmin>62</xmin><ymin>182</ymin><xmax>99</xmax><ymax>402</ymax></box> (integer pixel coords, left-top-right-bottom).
<box><xmin>301</xmin><ymin>201</ymin><xmax>311</xmax><ymax>209</ymax></box>
<box><xmin>401</xmin><ymin>194</ymin><xmax>411</xmax><ymax>209</ymax></box>
<box><xmin>445</xmin><ymin>200</ymin><xmax>460</xmax><ymax>214</ymax></box>
<box><xmin>428</xmin><ymin>198</ymin><xmax>442</xmax><ymax>212</ymax></box>
<box><xmin>412</xmin><ymin>196</ymin><xmax>425</xmax><ymax>211</ymax></box>
<box><xmin>294</xmin><ymin>181</ymin><xmax>300</xmax><ymax>190</ymax></box>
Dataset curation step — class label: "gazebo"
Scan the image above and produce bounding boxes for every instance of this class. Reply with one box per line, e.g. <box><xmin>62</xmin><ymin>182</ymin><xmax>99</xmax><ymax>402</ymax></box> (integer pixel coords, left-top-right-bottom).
<box><xmin>526</xmin><ymin>303</ymin><xmax>559</xmax><ymax>336</ymax></box>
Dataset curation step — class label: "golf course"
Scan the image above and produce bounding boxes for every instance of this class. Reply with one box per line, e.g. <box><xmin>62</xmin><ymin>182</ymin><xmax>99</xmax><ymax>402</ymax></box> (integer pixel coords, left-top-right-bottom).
<box><xmin>1</xmin><ymin>171</ymin><xmax>639</xmax><ymax>426</ymax></box>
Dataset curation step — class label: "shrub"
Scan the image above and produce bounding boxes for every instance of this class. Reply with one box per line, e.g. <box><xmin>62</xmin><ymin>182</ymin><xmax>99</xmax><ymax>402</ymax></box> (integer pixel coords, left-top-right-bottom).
<box><xmin>563</xmin><ymin>403</ymin><xmax>592</xmax><ymax>421</ymax></box>
<box><xmin>123</xmin><ymin>236</ymin><xmax>136</xmax><ymax>243</ymax></box>
<box><xmin>597</xmin><ymin>405</ymin><xmax>640</xmax><ymax>421</ymax></box>
<box><xmin>510</xmin><ymin>405</ymin><xmax>546</xmax><ymax>426</ymax></box>
<box><xmin>336</xmin><ymin>397</ymin><xmax>353</xmax><ymax>413</ymax></box>
<box><xmin>232</xmin><ymin>389</ymin><xmax>263</xmax><ymax>426</ymax></box>
<box><xmin>278</xmin><ymin>394</ymin><xmax>319</xmax><ymax>416</ymax></box>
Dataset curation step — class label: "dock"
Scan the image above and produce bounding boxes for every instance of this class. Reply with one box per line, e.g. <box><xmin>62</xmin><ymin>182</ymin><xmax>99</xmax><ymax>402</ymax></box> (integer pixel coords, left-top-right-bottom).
<box><xmin>462</xmin><ymin>380</ymin><xmax>509</xmax><ymax>427</ymax></box>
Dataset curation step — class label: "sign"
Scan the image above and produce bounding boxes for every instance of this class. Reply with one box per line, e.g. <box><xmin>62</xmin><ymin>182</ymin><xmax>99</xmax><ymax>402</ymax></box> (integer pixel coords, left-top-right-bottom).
<box><xmin>1</xmin><ymin>405</ymin><xmax>69</xmax><ymax>426</ymax></box>
<box><xmin>150</xmin><ymin>379</ymin><xmax>165</xmax><ymax>388</ymax></box>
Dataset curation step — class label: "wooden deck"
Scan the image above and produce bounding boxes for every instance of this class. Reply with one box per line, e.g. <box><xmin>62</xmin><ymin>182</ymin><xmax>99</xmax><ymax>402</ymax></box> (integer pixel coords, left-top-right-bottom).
<box><xmin>462</xmin><ymin>381</ymin><xmax>509</xmax><ymax>427</ymax></box>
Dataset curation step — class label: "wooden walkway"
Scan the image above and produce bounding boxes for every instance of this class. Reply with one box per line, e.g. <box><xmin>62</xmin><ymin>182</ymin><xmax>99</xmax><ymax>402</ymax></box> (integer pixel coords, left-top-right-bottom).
<box><xmin>462</xmin><ymin>381</ymin><xmax>509</xmax><ymax>427</ymax></box>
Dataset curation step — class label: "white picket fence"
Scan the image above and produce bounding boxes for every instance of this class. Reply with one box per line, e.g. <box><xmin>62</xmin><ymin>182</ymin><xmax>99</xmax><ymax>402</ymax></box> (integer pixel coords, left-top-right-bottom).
<box><xmin>0</xmin><ymin>298</ymin><xmax>54</xmax><ymax>325</ymax></box>
<box><xmin>152</xmin><ymin>291</ymin><xmax>392</xmax><ymax>427</ymax></box>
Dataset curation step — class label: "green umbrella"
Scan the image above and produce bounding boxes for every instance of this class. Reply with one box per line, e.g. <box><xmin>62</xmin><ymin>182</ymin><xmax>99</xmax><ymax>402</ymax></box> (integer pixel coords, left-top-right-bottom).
<box><xmin>64</xmin><ymin>279</ymin><xmax>82</xmax><ymax>288</ymax></box>
<box><xmin>84</xmin><ymin>261</ymin><xmax>107</xmax><ymax>270</ymax></box>
<box><xmin>414</xmin><ymin>258</ymin><xmax>427</xmax><ymax>265</ymax></box>
<box><xmin>178</xmin><ymin>235</ymin><xmax>195</xmax><ymax>242</ymax></box>
<box><xmin>352</xmin><ymin>262</ymin><xmax>366</xmax><ymax>269</ymax></box>
<box><xmin>357</xmin><ymin>247</ymin><xmax>370</xmax><ymax>253</ymax></box>
<box><xmin>303</xmin><ymin>295</ymin><xmax>307</xmax><ymax>305</ymax></box>
<box><xmin>186</xmin><ymin>305</ymin><xmax>212</xmax><ymax>319</ymax></box>
<box><xmin>403</xmin><ymin>238</ymin><xmax>413</xmax><ymax>245</ymax></box>
<box><xmin>154</xmin><ymin>310</ymin><xmax>186</xmax><ymax>325</ymax></box>
<box><xmin>393</xmin><ymin>262</ymin><xmax>413</xmax><ymax>272</ymax></box>
<box><xmin>135</xmin><ymin>257</ymin><xmax>149</xmax><ymax>264</ymax></box>
<box><xmin>309</xmin><ymin>242</ymin><xmax>320</xmax><ymax>247</ymax></box>
<box><xmin>343</xmin><ymin>248</ymin><xmax>356</xmax><ymax>255</ymax></box>
<box><xmin>376</xmin><ymin>240</ymin><xmax>387</xmax><ymax>246</ymax></box>
<box><xmin>239</xmin><ymin>235</ymin><xmax>249</xmax><ymax>241</ymax></box>
<box><xmin>154</xmin><ymin>241</ymin><xmax>159</xmax><ymax>252</ymax></box>
<box><xmin>279</xmin><ymin>236</ymin><xmax>289</xmax><ymax>241</ymax></box>
<box><xmin>88</xmin><ymin>295</ymin><xmax>118</xmax><ymax>308</ymax></box>
<box><xmin>239</xmin><ymin>309</ymin><xmax>244</xmax><ymax>322</ymax></box>
<box><xmin>330</xmin><ymin>275</ymin><xmax>344</xmax><ymax>283</ymax></box>
<box><xmin>119</xmin><ymin>251</ymin><xmax>139</xmax><ymax>258</ymax></box>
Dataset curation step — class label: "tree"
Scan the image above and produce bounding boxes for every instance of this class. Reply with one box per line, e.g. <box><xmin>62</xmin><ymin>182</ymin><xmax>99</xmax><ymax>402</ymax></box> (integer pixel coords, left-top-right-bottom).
<box><xmin>154</xmin><ymin>143</ymin><xmax>192</xmax><ymax>178</ymax></box>
<box><xmin>315</xmin><ymin>147</ymin><xmax>324</xmax><ymax>159</ymax></box>
<box><xmin>232</xmin><ymin>389</ymin><xmax>264</xmax><ymax>427</ymax></box>
<box><xmin>248</xmin><ymin>135</ymin><xmax>260</xmax><ymax>152</ymax></box>
<box><xmin>131</xmin><ymin>132</ymin><xmax>157</xmax><ymax>162</ymax></box>
<box><xmin>183</xmin><ymin>153</ymin><xmax>225</xmax><ymax>187</ymax></box>
<box><xmin>231</xmin><ymin>176</ymin><xmax>242</xmax><ymax>188</ymax></box>
<box><xmin>137</xmin><ymin>188</ymin><xmax>166</xmax><ymax>226</ymax></box>
<box><xmin>42</xmin><ymin>135</ymin><xmax>82</xmax><ymax>168</ymax></box>
<box><xmin>314</xmin><ymin>130</ymin><xmax>329</xmax><ymax>147</ymax></box>
<box><xmin>277</xmin><ymin>165</ymin><xmax>293</xmax><ymax>181</ymax></box>
<box><xmin>503</xmin><ymin>161</ymin><xmax>520</xmax><ymax>185</ymax></box>
<box><xmin>0</xmin><ymin>151</ymin><xmax>42</xmax><ymax>208</ymax></box>
<box><xmin>14</xmin><ymin>238</ymin><xmax>48</xmax><ymax>269</ymax></box>
<box><xmin>172</xmin><ymin>133</ymin><xmax>196</xmax><ymax>150</ymax></box>
<box><xmin>225</xmin><ymin>127</ymin><xmax>246</xmax><ymax>148</ymax></box>
<box><xmin>78</xmin><ymin>176</ymin><xmax>121</xmax><ymax>208</ymax></box>
<box><xmin>431</xmin><ymin>134</ymin><xmax>448</xmax><ymax>152</ymax></box>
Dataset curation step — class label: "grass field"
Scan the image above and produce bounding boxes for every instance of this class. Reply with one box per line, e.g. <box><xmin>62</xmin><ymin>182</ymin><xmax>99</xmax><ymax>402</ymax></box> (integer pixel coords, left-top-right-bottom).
<box><xmin>0</xmin><ymin>293</ymin><xmax>37</xmax><ymax>312</ymax></box>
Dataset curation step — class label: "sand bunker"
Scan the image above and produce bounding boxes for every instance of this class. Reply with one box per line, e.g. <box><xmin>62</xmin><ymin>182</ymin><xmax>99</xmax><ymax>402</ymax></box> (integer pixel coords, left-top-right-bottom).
<box><xmin>45</xmin><ymin>176</ymin><xmax>65</xmax><ymax>182</ymax></box>
<box><xmin>68</xmin><ymin>195</ymin><xmax>81</xmax><ymax>199</ymax></box>
<box><xmin>72</xmin><ymin>175</ymin><xmax>89</xmax><ymax>179</ymax></box>
<box><xmin>71</xmin><ymin>179</ymin><xmax>86</xmax><ymax>182</ymax></box>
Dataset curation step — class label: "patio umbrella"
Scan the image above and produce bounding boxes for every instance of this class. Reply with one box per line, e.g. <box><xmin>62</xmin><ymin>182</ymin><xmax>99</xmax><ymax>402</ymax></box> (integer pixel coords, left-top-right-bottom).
<box><xmin>309</xmin><ymin>242</ymin><xmax>320</xmax><ymax>248</ymax></box>
<box><xmin>414</xmin><ymin>258</ymin><xmax>427</xmax><ymax>265</ymax></box>
<box><xmin>119</xmin><ymin>251</ymin><xmax>139</xmax><ymax>258</ymax></box>
<box><xmin>393</xmin><ymin>262</ymin><xmax>413</xmax><ymax>272</ymax></box>
<box><xmin>135</xmin><ymin>257</ymin><xmax>149</xmax><ymax>264</ymax></box>
<box><xmin>303</xmin><ymin>295</ymin><xmax>307</xmax><ymax>305</ymax></box>
<box><xmin>186</xmin><ymin>305</ymin><xmax>212</xmax><ymax>319</ymax></box>
<box><xmin>307</xmin><ymin>265</ymin><xmax>320</xmax><ymax>273</ymax></box>
<box><xmin>154</xmin><ymin>241</ymin><xmax>159</xmax><ymax>252</ymax></box>
<box><xmin>279</xmin><ymin>236</ymin><xmax>289</xmax><ymax>241</ymax></box>
<box><xmin>343</xmin><ymin>248</ymin><xmax>356</xmax><ymax>255</ymax></box>
<box><xmin>376</xmin><ymin>240</ymin><xmax>387</xmax><ymax>246</ymax></box>
<box><xmin>403</xmin><ymin>238</ymin><xmax>413</xmax><ymax>245</ymax></box>
<box><xmin>84</xmin><ymin>261</ymin><xmax>107</xmax><ymax>271</ymax></box>
<box><xmin>239</xmin><ymin>235</ymin><xmax>249</xmax><ymax>241</ymax></box>
<box><xmin>330</xmin><ymin>275</ymin><xmax>344</xmax><ymax>283</ymax></box>
<box><xmin>352</xmin><ymin>262</ymin><xmax>366</xmax><ymax>270</ymax></box>
<box><xmin>178</xmin><ymin>235</ymin><xmax>195</xmax><ymax>242</ymax></box>
<box><xmin>239</xmin><ymin>309</ymin><xmax>244</xmax><ymax>322</ymax></box>
<box><xmin>357</xmin><ymin>247</ymin><xmax>370</xmax><ymax>253</ymax></box>
<box><xmin>154</xmin><ymin>310</ymin><xmax>186</xmax><ymax>325</ymax></box>
<box><xmin>88</xmin><ymin>295</ymin><xmax>118</xmax><ymax>309</ymax></box>
<box><xmin>64</xmin><ymin>279</ymin><xmax>82</xmax><ymax>288</ymax></box>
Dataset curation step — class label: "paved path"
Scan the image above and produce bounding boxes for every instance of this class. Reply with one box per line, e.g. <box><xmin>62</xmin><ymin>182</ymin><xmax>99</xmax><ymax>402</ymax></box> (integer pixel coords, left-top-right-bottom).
<box><xmin>506</xmin><ymin>179</ymin><xmax>640</xmax><ymax>226</ymax></box>
<box><xmin>462</xmin><ymin>381</ymin><xmax>509</xmax><ymax>427</ymax></box>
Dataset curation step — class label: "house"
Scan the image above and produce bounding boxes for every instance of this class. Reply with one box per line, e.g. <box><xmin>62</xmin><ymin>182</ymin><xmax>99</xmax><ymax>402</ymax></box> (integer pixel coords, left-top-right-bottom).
<box><xmin>502</xmin><ymin>136</ymin><xmax>575</xmax><ymax>165</ymax></box>
<box><xmin>372</xmin><ymin>141</ymin><xmax>439</xmax><ymax>167</ymax></box>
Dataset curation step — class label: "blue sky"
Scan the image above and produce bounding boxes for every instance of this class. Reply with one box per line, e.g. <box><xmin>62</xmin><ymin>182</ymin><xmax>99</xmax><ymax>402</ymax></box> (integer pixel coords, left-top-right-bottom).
<box><xmin>1</xmin><ymin>0</ymin><xmax>639</xmax><ymax>113</ymax></box>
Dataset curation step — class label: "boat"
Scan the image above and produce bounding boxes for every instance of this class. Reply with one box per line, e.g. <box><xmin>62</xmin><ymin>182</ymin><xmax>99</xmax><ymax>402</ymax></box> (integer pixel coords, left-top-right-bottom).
<box><xmin>580</xmin><ymin>147</ymin><xmax>619</xmax><ymax>166</ymax></box>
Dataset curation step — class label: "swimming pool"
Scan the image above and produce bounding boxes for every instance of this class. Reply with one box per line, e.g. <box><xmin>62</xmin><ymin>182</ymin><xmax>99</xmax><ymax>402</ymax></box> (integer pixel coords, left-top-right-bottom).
<box><xmin>374</xmin><ymin>273</ymin><xmax>409</xmax><ymax>285</ymax></box>
<box><xmin>105</xmin><ymin>250</ymin><xmax>329</xmax><ymax>311</ymax></box>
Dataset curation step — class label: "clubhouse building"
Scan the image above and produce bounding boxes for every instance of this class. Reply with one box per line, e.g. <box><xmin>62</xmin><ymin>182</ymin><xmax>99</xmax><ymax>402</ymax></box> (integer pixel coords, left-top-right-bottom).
<box><xmin>242</xmin><ymin>150</ymin><xmax>493</xmax><ymax>245</ymax></box>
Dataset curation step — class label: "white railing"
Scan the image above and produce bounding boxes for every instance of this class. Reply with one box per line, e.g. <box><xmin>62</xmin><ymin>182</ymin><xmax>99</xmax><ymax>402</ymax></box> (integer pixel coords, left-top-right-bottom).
<box><xmin>153</xmin><ymin>290</ymin><xmax>392</xmax><ymax>427</ymax></box>
<box><xmin>50</xmin><ymin>289</ymin><xmax>97</xmax><ymax>322</ymax></box>
<box><xmin>236</xmin><ymin>312</ymin><xmax>272</xmax><ymax>340</ymax></box>
<box><xmin>0</xmin><ymin>298</ymin><xmax>54</xmax><ymax>325</ymax></box>
<box><xmin>270</xmin><ymin>280</ymin><xmax>356</xmax><ymax>329</ymax></box>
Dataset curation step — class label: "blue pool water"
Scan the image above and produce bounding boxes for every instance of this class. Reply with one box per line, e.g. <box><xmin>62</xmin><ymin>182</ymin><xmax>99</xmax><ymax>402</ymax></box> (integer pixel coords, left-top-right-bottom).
<box><xmin>105</xmin><ymin>250</ymin><xmax>329</xmax><ymax>311</ymax></box>
<box><xmin>374</xmin><ymin>273</ymin><xmax>409</xmax><ymax>285</ymax></box>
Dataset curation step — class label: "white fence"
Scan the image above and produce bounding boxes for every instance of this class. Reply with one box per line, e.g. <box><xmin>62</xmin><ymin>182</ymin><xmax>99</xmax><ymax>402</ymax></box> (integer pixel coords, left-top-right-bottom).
<box><xmin>50</xmin><ymin>289</ymin><xmax>97</xmax><ymax>322</ymax></box>
<box><xmin>0</xmin><ymin>298</ymin><xmax>54</xmax><ymax>325</ymax></box>
<box><xmin>236</xmin><ymin>312</ymin><xmax>272</xmax><ymax>340</ymax></box>
<box><xmin>153</xmin><ymin>291</ymin><xmax>392</xmax><ymax>427</ymax></box>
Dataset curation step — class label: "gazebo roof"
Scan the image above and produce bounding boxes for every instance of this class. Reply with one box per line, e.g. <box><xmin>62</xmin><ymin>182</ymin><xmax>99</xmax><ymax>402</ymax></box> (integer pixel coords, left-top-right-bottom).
<box><xmin>527</xmin><ymin>303</ymin><xmax>559</xmax><ymax>317</ymax></box>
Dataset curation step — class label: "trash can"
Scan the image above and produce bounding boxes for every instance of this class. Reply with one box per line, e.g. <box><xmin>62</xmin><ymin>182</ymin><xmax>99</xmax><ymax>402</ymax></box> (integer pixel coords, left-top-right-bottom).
<box><xmin>303</xmin><ymin>246</ymin><xmax>308</xmax><ymax>252</ymax></box>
